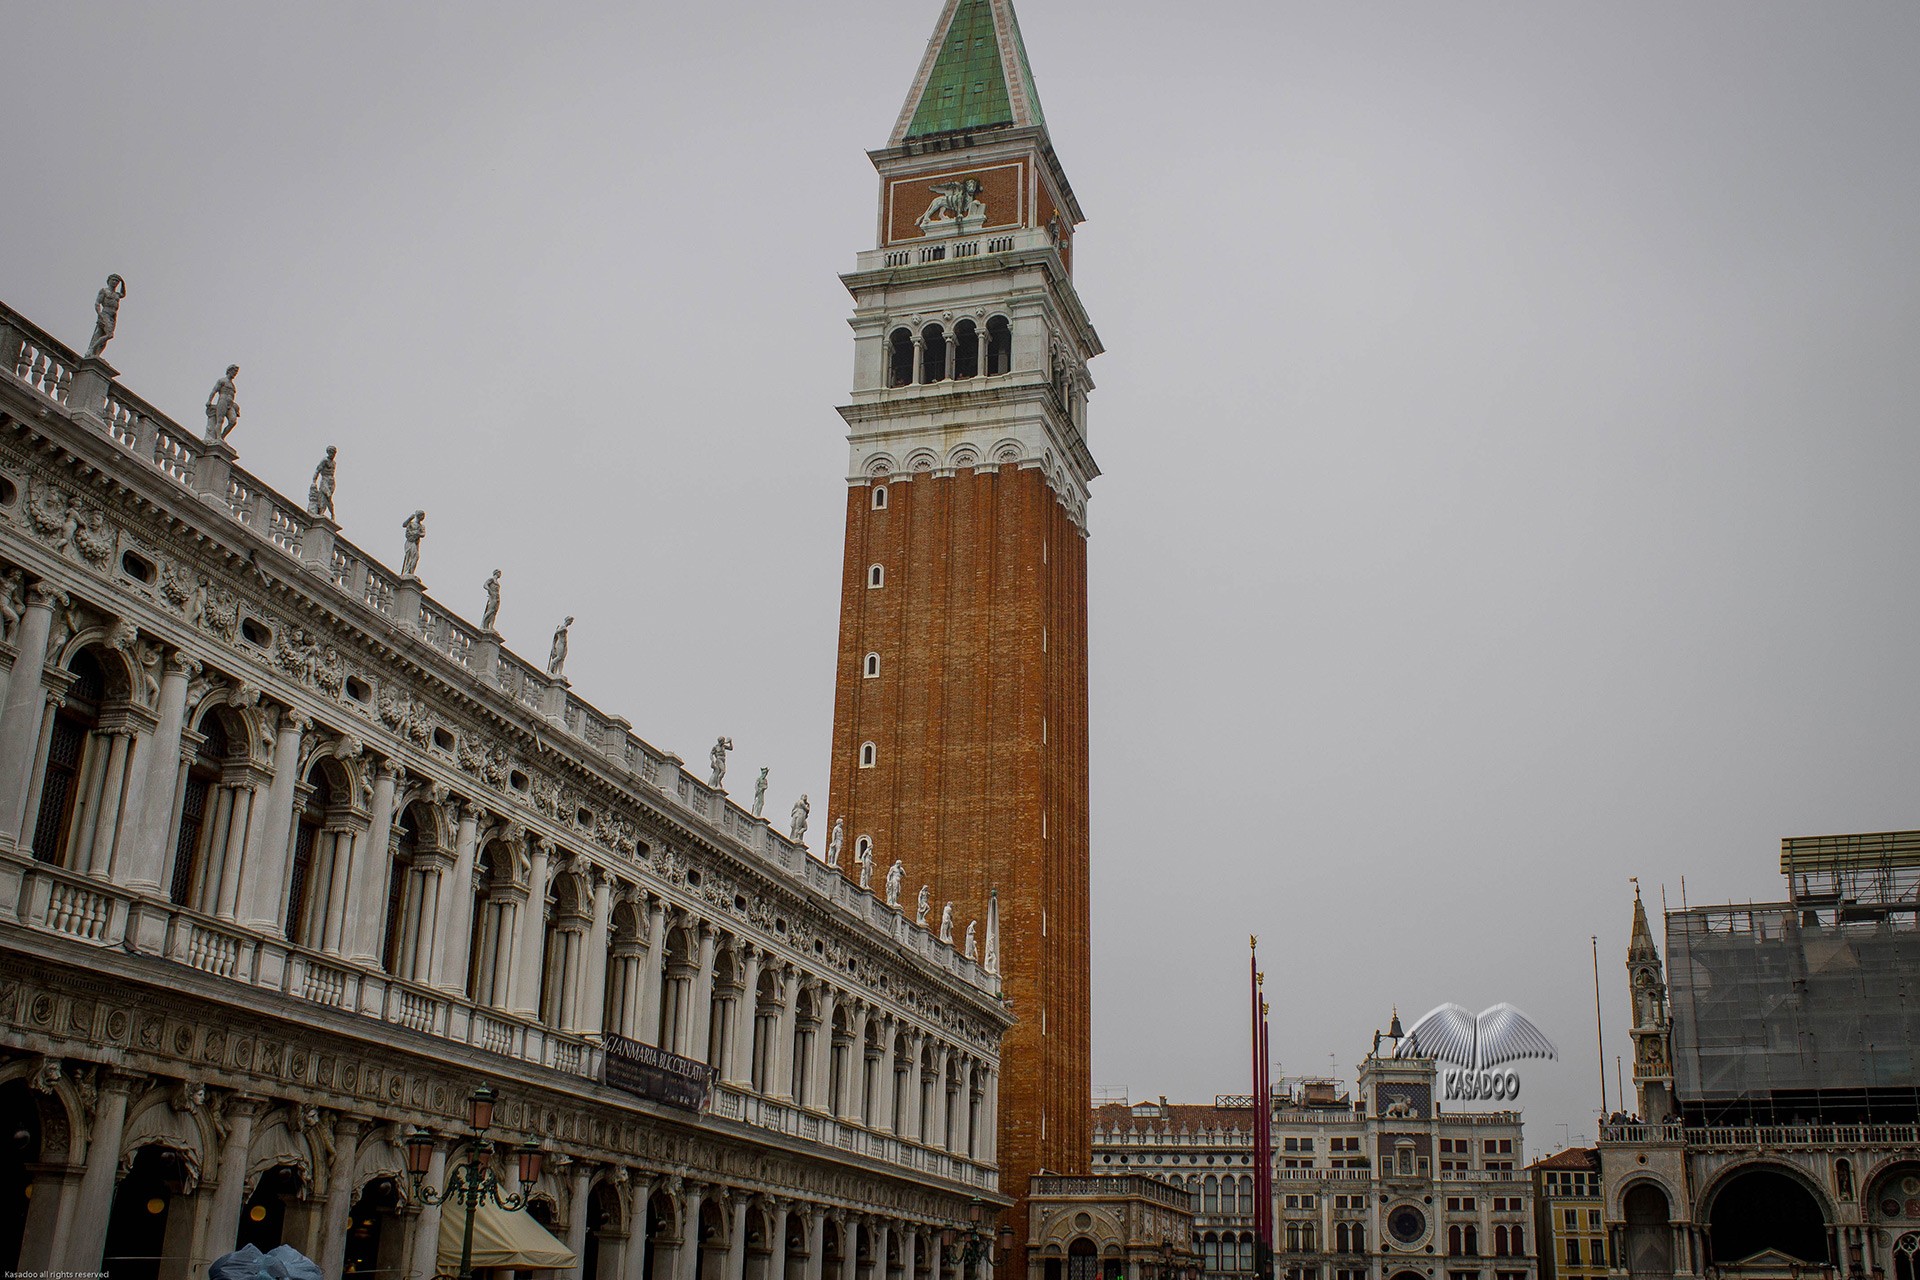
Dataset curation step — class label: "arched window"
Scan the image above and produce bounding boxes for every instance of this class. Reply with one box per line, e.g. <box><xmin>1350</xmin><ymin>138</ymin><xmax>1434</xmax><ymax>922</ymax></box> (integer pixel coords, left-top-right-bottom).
<box><xmin>1449</xmin><ymin>1226</ymin><xmax>1462</xmax><ymax>1256</ymax></box>
<box><xmin>1336</xmin><ymin>1224</ymin><xmax>1350</xmax><ymax>1254</ymax></box>
<box><xmin>920</xmin><ymin>324</ymin><xmax>947</xmax><ymax>383</ymax></box>
<box><xmin>887</xmin><ymin>328</ymin><xmax>914</xmax><ymax>388</ymax></box>
<box><xmin>1241</xmin><ymin>1175</ymin><xmax>1256</xmax><ymax>1214</ymax></box>
<box><xmin>1204</xmin><ymin>1175</ymin><xmax>1220</xmax><ymax>1215</ymax></box>
<box><xmin>1835</xmin><ymin>1158</ymin><xmax>1853</xmax><ymax>1201</ymax></box>
<box><xmin>855</xmin><ymin>836</ymin><xmax>871</xmax><ymax>864</ymax></box>
<box><xmin>872</xmin><ymin>485</ymin><xmax>889</xmax><ymax>510</ymax></box>
<box><xmin>1493</xmin><ymin>1226</ymin><xmax>1508</xmax><ymax>1257</ymax></box>
<box><xmin>1352</xmin><ymin>1223</ymin><xmax>1365</xmax><ymax>1253</ymax></box>
<box><xmin>1464</xmin><ymin>1226</ymin><xmax>1478</xmax><ymax>1256</ymax></box>
<box><xmin>30</xmin><ymin>649</ymin><xmax>106</xmax><ymax>866</ymax></box>
<box><xmin>285</xmin><ymin>762</ymin><xmax>334</xmax><ymax>945</ymax></box>
<box><xmin>1238</xmin><ymin>1235</ymin><xmax>1254</xmax><ymax>1272</ymax></box>
<box><xmin>864</xmin><ymin>652</ymin><xmax>880</xmax><ymax>678</ymax></box>
<box><xmin>472</xmin><ymin>841</ymin><xmax>520</xmax><ymax>1007</ymax></box>
<box><xmin>1894</xmin><ymin>1233</ymin><xmax>1919</xmax><ymax>1280</ymax></box>
<box><xmin>1509</xmin><ymin>1225</ymin><xmax>1522</xmax><ymax>1256</ymax></box>
<box><xmin>1202</xmin><ymin>1235</ymin><xmax>1221</xmax><ymax>1272</ymax></box>
<box><xmin>868</xmin><ymin>564</ymin><xmax>884</xmax><ymax>589</ymax></box>
<box><xmin>953</xmin><ymin>318</ymin><xmax>980</xmax><ymax>379</ymax></box>
<box><xmin>986</xmin><ymin>316</ymin><xmax>1013</xmax><ymax>376</ymax></box>
<box><xmin>859</xmin><ymin>742</ymin><xmax>876</xmax><ymax>769</ymax></box>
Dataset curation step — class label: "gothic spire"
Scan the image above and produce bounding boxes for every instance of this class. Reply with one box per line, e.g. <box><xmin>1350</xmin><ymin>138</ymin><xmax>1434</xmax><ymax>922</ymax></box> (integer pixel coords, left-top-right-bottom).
<box><xmin>1629</xmin><ymin>881</ymin><xmax>1660</xmax><ymax>965</ymax></box>
<box><xmin>890</xmin><ymin>0</ymin><xmax>1049</xmax><ymax>145</ymax></box>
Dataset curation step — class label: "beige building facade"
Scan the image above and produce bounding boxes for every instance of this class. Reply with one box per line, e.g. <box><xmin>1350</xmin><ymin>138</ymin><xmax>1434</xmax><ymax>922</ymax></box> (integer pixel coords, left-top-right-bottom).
<box><xmin>0</xmin><ymin>292</ymin><xmax>1008</xmax><ymax>1277</ymax></box>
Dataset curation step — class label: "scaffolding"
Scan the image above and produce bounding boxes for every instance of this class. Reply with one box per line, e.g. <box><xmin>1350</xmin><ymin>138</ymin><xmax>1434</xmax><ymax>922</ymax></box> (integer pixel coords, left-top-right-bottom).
<box><xmin>1666</xmin><ymin>831</ymin><xmax>1920</xmax><ymax>1121</ymax></box>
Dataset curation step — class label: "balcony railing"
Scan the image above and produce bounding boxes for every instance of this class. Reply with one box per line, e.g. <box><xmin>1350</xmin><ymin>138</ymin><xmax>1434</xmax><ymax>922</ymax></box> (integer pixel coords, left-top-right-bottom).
<box><xmin>1031</xmin><ymin>1174</ymin><xmax>1194</xmax><ymax>1212</ymax></box>
<box><xmin>1601</xmin><ymin>1121</ymin><xmax>1920</xmax><ymax>1148</ymax></box>
<box><xmin>6</xmin><ymin>851</ymin><xmax>999</xmax><ymax>1193</ymax></box>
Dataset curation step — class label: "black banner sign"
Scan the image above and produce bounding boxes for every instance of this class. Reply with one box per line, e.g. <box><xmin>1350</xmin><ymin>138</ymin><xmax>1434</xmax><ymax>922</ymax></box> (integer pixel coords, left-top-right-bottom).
<box><xmin>602</xmin><ymin>1034</ymin><xmax>713</xmax><ymax>1112</ymax></box>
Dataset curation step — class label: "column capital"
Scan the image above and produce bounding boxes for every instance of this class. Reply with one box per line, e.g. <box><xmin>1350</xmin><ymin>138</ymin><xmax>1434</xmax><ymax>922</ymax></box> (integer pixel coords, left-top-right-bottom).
<box><xmin>164</xmin><ymin>651</ymin><xmax>202</xmax><ymax>678</ymax></box>
<box><xmin>26</xmin><ymin>583</ymin><xmax>68</xmax><ymax>611</ymax></box>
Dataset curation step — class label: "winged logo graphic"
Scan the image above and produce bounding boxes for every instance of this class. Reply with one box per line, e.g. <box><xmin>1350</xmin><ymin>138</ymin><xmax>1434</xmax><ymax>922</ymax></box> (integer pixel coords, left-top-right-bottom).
<box><xmin>1395</xmin><ymin>1003</ymin><xmax>1557</xmax><ymax>1070</ymax></box>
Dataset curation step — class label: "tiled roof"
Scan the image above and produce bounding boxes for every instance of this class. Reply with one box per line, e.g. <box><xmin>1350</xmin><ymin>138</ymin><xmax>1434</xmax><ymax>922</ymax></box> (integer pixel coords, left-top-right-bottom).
<box><xmin>1092</xmin><ymin>1102</ymin><xmax>1257</xmax><ymax>1134</ymax></box>
<box><xmin>1528</xmin><ymin>1146</ymin><xmax>1600</xmax><ymax>1171</ymax></box>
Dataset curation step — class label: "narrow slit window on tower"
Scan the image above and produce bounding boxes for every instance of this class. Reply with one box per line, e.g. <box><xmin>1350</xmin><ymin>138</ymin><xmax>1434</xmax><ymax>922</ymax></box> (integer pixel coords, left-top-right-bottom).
<box><xmin>855</xmin><ymin>836</ymin><xmax>871</xmax><ymax>864</ymax></box>
<box><xmin>864</xmin><ymin>652</ymin><xmax>881</xmax><ymax>678</ymax></box>
<box><xmin>872</xmin><ymin>485</ymin><xmax>888</xmax><ymax>510</ymax></box>
<box><xmin>868</xmin><ymin>564</ymin><xmax>884</xmax><ymax>589</ymax></box>
<box><xmin>859</xmin><ymin>742</ymin><xmax>877</xmax><ymax>769</ymax></box>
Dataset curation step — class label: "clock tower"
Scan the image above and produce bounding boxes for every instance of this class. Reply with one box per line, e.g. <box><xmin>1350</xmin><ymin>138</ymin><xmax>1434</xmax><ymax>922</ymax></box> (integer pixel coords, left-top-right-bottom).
<box><xmin>826</xmin><ymin>0</ymin><xmax>1101</xmax><ymax>1259</ymax></box>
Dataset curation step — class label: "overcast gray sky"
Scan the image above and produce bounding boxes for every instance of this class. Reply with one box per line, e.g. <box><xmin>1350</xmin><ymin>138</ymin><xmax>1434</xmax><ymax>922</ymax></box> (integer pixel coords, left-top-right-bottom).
<box><xmin>8</xmin><ymin>1</ymin><xmax>1920</xmax><ymax>1151</ymax></box>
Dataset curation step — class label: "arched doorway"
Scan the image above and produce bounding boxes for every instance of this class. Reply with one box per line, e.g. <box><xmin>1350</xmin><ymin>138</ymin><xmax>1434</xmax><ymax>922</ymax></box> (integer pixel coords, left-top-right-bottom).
<box><xmin>1624</xmin><ymin>1182</ymin><xmax>1672</xmax><ymax>1277</ymax></box>
<box><xmin>0</xmin><ymin>1080</ymin><xmax>42</xmax><ymax>1273</ymax></box>
<box><xmin>583</xmin><ymin>1179</ymin><xmax>623</xmax><ymax>1280</ymax></box>
<box><xmin>103</xmin><ymin>1146</ymin><xmax>189</xmax><ymax>1280</ymax></box>
<box><xmin>1707</xmin><ymin>1166</ymin><xmax>1830</xmax><ymax>1268</ymax></box>
<box><xmin>343</xmin><ymin>1176</ymin><xmax>403</xmax><ymax>1275</ymax></box>
<box><xmin>1068</xmin><ymin>1237</ymin><xmax>1098</xmax><ymax>1280</ymax></box>
<box><xmin>238</xmin><ymin>1164</ymin><xmax>304</xmax><ymax>1251</ymax></box>
<box><xmin>1867</xmin><ymin>1162</ymin><xmax>1920</xmax><ymax>1280</ymax></box>
<box><xmin>30</xmin><ymin>648</ymin><xmax>107</xmax><ymax>866</ymax></box>
<box><xmin>642</xmin><ymin>1187</ymin><xmax>674</xmax><ymax>1280</ymax></box>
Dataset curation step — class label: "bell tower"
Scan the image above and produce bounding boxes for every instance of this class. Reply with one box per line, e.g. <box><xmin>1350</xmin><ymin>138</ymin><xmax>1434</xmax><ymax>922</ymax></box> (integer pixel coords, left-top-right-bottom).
<box><xmin>826</xmin><ymin>0</ymin><xmax>1101</xmax><ymax>1256</ymax></box>
<box><xmin>1626</xmin><ymin>885</ymin><xmax>1678</xmax><ymax>1122</ymax></box>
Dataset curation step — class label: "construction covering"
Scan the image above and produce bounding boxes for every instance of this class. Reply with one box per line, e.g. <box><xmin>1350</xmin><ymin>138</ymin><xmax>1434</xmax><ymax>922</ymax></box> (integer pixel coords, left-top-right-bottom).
<box><xmin>1667</xmin><ymin>832</ymin><xmax>1920</xmax><ymax>1101</ymax></box>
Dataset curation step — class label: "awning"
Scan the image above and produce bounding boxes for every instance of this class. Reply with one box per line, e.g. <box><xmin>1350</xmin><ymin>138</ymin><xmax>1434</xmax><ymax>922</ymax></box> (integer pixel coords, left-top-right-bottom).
<box><xmin>436</xmin><ymin>1198</ymin><xmax>577</xmax><ymax>1271</ymax></box>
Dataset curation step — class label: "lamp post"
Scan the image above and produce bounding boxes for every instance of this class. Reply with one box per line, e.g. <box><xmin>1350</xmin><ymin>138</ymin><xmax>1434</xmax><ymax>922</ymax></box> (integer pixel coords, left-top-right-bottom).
<box><xmin>940</xmin><ymin>1197</ymin><xmax>1015</xmax><ymax>1280</ymax></box>
<box><xmin>404</xmin><ymin>1085</ymin><xmax>547</xmax><ymax>1280</ymax></box>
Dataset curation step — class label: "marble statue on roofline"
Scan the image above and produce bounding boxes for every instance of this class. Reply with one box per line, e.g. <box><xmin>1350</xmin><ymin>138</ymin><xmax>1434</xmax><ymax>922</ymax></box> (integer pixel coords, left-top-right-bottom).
<box><xmin>915</xmin><ymin>884</ymin><xmax>930</xmax><ymax>927</ymax></box>
<box><xmin>854</xmin><ymin>838</ymin><xmax>873</xmax><ymax>890</ymax></box>
<box><xmin>964</xmin><ymin>921</ymin><xmax>977</xmax><ymax>960</ymax></box>
<box><xmin>789</xmin><ymin>793</ymin><xmax>810</xmax><ymax>842</ymax></box>
<box><xmin>709</xmin><ymin>736</ymin><xmax>732</xmax><ymax>788</ymax></box>
<box><xmin>204</xmin><ymin>365</ymin><xmax>240</xmax><ymax>441</ymax></box>
<box><xmin>481</xmin><ymin>569</ymin><xmax>501</xmax><ymax>632</ymax></box>
<box><xmin>306</xmin><ymin>446</ymin><xmax>337</xmax><ymax>519</ymax></box>
<box><xmin>825</xmin><ymin>817</ymin><xmax>844</xmax><ymax>868</ymax></box>
<box><xmin>87</xmin><ymin>274</ymin><xmax>125</xmax><ymax>359</ymax></box>
<box><xmin>939</xmin><ymin>902</ymin><xmax>953</xmax><ymax>943</ymax></box>
<box><xmin>399</xmin><ymin>511</ymin><xmax>426</xmax><ymax>577</ymax></box>
<box><xmin>548</xmin><ymin>616</ymin><xmax>573</xmax><ymax>677</ymax></box>
<box><xmin>884</xmin><ymin>860</ymin><xmax>903</xmax><ymax>909</ymax></box>
<box><xmin>751</xmin><ymin>767</ymin><xmax>768</xmax><ymax>817</ymax></box>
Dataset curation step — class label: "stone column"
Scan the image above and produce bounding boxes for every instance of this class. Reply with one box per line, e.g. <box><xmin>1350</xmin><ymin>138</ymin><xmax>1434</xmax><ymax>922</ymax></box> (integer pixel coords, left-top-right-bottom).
<box><xmin>943</xmin><ymin>333</ymin><xmax>958</xmax><ymax>381</ymax></box>
<box><xmin>730</xmin><ymin>1194</ymin><xmax>752</xmax><ymax>1280</ymax></box>
<box><xmin>61</xmin><ymin>1068</ymin><xmax>137</xmax><ymax>1269</ymax></box>
<box><xmin>80</xmin><ymin>725</ymin><xmax>136</xmax><ymax>877</ymax></box>
<box><xmin>512</xmin><ymin>837</ymin><xmax>552</xmax><ymax>1017</ymax></box>
<box><xmin>874</xmin><ymin>1222</ymin><xmax>892</xmax><ymax>1280</ymax></box>
<box><xmin>839</xmin><ymin>1217</ymin><xmax>858</xmax><ymax>1280</ymax></box>
<box><xmin>320</xmin><ymin>821</ymin><xmax>365</xmax><ymax>956</ymax></box>
<box><xmin>350</xmin><ymin>763</ymin><xmax>401</xmax><ymax>964</ymax></box>
<box><xmin>120</xmin><ymin>651</ymin><xmax>197</xmax><ymax>889</ymax></box>
<box><xmin>316</xmin><ymin>1115</ymin><xmax>367</xmax><ymax>1278</ymax></box>
<box><xmin>808</xmin><ymin>986</ymin><xmax>838</xmax><ymax>1112</ymax></box>
<box><xmin>581</xmin><ymin>870</ymin><xmax>613</xmax><ymax>1037</ymax></box>
<box><xmin>638</xmin><ymin>897</ymin><xmax>667</xmax><ymax>1046</ymax></box>
<box><xmin>730</xmin><ymin>946</ymin><xmax>763</xmax><ymax>1085</ymax></box>
<box><xmin>436</xmin><ymin>800</ymin><xmax>481</xmax><ymax>992</ymax></box>
<box><xmin>771</xmin><ymin>969</ymin><xmax>798</xmax><ymax>1101</ymax></box>
<box><xmin>902</xmin><ymin>1228</ymin><xmax>918</xmax><ymax>1280</ymax></box>
<box><xmin>772</xmin><ymin>1202</ymin><xmax>793</xmax><ymax>1280</ymax></box>
<box><xmin>567</xmin><ymin>1160</ymin><xmax>594</xmax><ymax>1280</ymax></box>
<box><xmin>805</xmin><ymin>1208</ymin><xmax>827</xmax><ymax>1280</ymax></box>
<box><xmin>873</xmin><ymin>1018</ymin><xmax>896</xmax><ymax>1134</ymax></box>
<box><xmin>0</xmin><ymin>584</ymin><xmax>63</xmax><ymax>851</ymax></box>
<box><xmin>691</xmin><ymin>925</ymin><xmax>720</xmax><ymax>1064</ymax></box>
<box><xmin>841</xmin><ymin>1004</ymin><xmax>870</xmax><ymax>1122</ymax></box>
<box><xmin>899</xmin><ymin>1034</ymin><xmax>923</xmax><ymax>1143</ymax></box>
<box><xmin>206</xmin><ymin>1093</ymin><xmax>269</xmax><ymax>1260</ymax></box>
<box><xmin>682</xmin><ymin>1184</ymin><xmax>708</xmax><ymax>1280</ymax></box>
<box><xmin>953</xmin><ymin>1058</ymin><xmax>973</xmax><ymax>1158</ymax></box>
<box><xmin>406</xmin><ymin>1141</ymin><xmax>448</xmax><ymax>1280</ymax></box>
<box><xmin>241</xmin><ymin>710</ymin><xmax>307</xmax><ymax>933</ymax></box>
<box><xmin>211</xmin><ymin>780</ymin><xmax>257</xmax><ymax>920</ymax></box>
<box><xmin>975</xmin><ymin>328</ymin><xmax>989</xmax><ymax>376</ymax></box>
<box><xmin>931</xmin><ymin>1042</ymin><xmax>952</xmax><ymax>1149</ymax></box>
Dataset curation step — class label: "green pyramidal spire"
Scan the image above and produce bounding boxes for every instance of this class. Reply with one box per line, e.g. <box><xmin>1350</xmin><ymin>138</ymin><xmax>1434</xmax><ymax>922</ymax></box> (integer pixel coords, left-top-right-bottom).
<box><xmin>890</xmin><ymin>0</ymin><xmax>1049</xmax><ymax>145</ymax></box>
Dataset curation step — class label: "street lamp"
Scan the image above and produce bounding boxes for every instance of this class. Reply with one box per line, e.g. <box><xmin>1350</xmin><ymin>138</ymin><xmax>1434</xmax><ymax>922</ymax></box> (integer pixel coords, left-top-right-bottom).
<box><xmin>941</xmin><ymin>1197</ymin><xmax>1015</xmax><ymax>1277</ymax></box>
<box><xmin>404</xmin><ymin>1085</ymin><xmax>546</xmax><ymax>1280</ymax></box>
